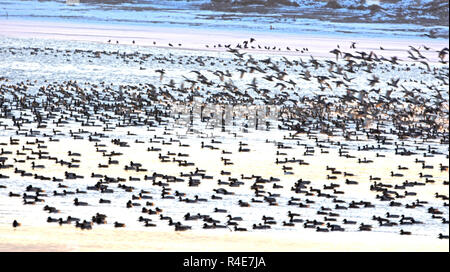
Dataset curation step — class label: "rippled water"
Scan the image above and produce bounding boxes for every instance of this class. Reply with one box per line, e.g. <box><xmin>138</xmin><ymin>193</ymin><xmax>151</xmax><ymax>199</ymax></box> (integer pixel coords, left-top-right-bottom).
<box><xmin>0</xmin><ymin>0</ymin><xmax>448</xmax><ymax>39</ymax></box>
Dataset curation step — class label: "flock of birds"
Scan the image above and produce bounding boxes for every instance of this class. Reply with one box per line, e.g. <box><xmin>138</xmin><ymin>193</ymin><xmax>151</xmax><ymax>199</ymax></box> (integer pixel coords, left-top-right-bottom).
<box><xmin>0</xmin><ymin>36</ymin><xmax>449</xmax><ymax>241</ymax></box>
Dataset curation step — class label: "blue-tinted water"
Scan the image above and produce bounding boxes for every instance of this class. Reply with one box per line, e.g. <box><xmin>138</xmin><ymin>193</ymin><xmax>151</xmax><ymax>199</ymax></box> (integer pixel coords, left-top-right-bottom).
<box><xmin>0</xmin><ymin>0</ymin><xmax>448</xmax><ymax>40</ymax></box>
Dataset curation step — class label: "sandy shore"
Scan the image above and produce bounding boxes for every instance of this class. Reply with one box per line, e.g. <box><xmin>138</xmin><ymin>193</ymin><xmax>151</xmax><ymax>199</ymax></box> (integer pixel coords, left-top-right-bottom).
<box><xmin>0</xmin><ymin>225</ymin><xmax>448</xmax><ymax>252</ymax></box>
<box><xmin>0</xmin><ymin>18</ymin><xmax>448</xmax><ymax>62</ymax></box>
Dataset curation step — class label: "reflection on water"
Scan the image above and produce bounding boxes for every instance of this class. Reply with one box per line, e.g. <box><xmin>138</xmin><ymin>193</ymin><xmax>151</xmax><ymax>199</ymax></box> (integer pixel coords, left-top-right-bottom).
<box><xmin>0</xmin><ymin>103</ymin><xmax>448</xmax><ymax>238</ymax></box>
<box><xmin>0</xmin><ymin>35</ymin><xmax>448</xmax><ymax>245</ymax></box>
